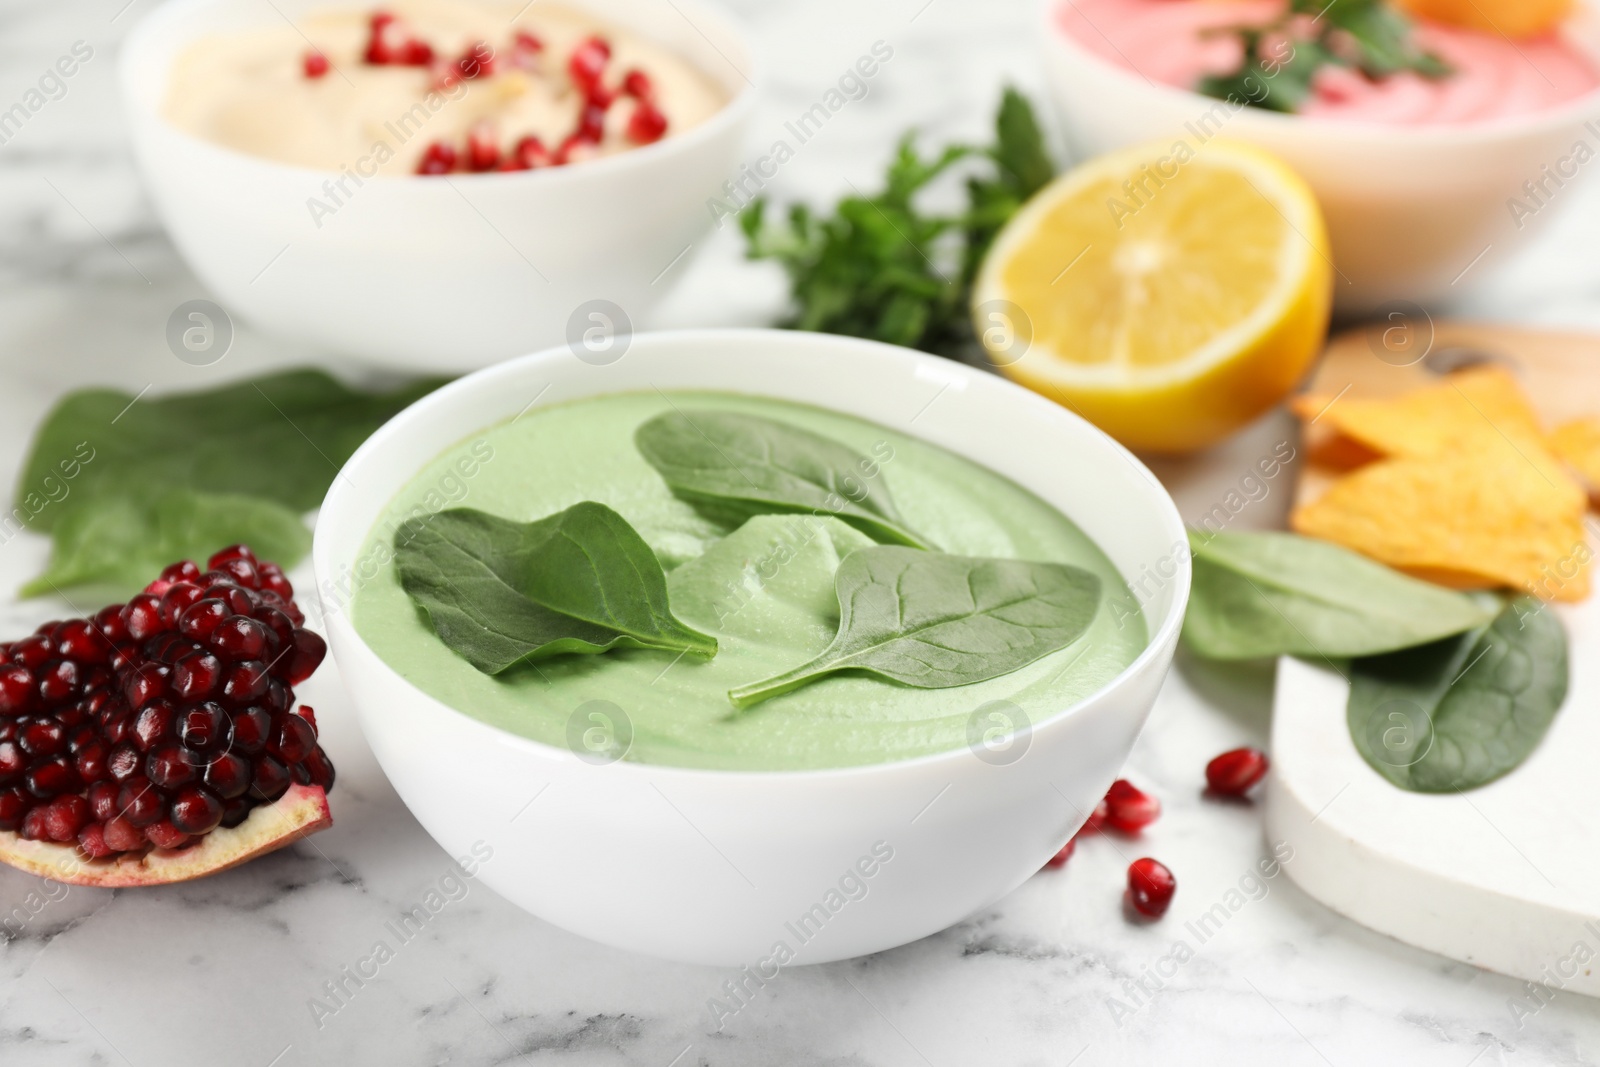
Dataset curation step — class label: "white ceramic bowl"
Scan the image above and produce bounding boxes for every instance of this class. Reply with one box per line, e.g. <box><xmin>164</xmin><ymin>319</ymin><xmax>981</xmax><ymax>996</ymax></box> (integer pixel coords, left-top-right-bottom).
<box><xmin>1040</xmin><ymin>0</ymin><xmax>1600</xmax><ymax>313</ymax></box>
<box><xmin>119</xmin><ymin>0</ymin><xmax>756</xmax><ymax>370</ymax></box>
<box><xmin>311</xmin><ymin>329</ymin><xmax>1190</xmax><ymax>966</ymax></box>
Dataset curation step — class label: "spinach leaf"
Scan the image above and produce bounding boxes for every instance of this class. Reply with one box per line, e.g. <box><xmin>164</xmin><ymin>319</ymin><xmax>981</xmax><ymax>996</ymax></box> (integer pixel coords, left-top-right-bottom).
<box><xmin>394</xmin><ymin>503</ymin><xmax>716</xmax><ymax>674</ymax></box>
<box><xmin>21</xmin><ymin>490</ymin><xmax>311</xmax><ymax>599</ymax></box>
<box><xmin>635</xmin><ymin>410</ymin><xmax>930</xmax><ymax>548</ymax></box>
<box><xmin>728</xmin><ymin>546</ymin><xmax>1100</xmax><ymax>709</ymax></box>
<box><xmin>18</xmin><ymin>370</ymin><xmax>447</xmax><ymax>532</ymax></box>
<box><xmin>1183</xmin><ymin>530</ymin><xmax>1498</xmax><ymax>660</ymax></box>
<box><xmin>1348</xmin><ymin>597</ymin><xmax>1568</xmax><ymax>792</ymax></box>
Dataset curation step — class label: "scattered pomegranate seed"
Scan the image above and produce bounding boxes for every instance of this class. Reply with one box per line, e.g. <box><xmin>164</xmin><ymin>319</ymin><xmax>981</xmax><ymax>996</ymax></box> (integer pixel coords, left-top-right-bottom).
<box><xmin>499</xmin><ymin>134</ymin><xmax>552</xmax><ymax>170</ymax></box>
<box><xmin>465</xmin><ymin>123</ymin><xmax>500</xmax><ymax>172</ymax></box>
<box><xmin>621</xmin><ymin>68</ymin><xmax>652</xmax><ymax>99</ymax></box>
<box><xmin>626</xmin><ymin>100</ymin><xmax>668</xmax><ymax>145</ymax></box>
<box><xmin>513</xmin><ymin>30</ymin><xmax>543</xmax><ymax>52</ymax></box>
<box><xmin>1206</xmin><ymin>747</ymin><xmax>1270</xmax><ymax>796</ymax></box>
<box><xmin>1082</xmin><ymin>798</ymin><xmax>1107</xmax><ymax>833</ymax></box>
<box><xmin>1127</xmin><ymin>858</ymin><xmax>1176</xmax><ymax>918</ymax></box>
<box><xmin>1044</xmin><ymin>837</ymin><xmax>1075</xmax><ymax>869</ymax></box>
<box><xmin>416</xmin><ymin>141</ymin><xmax>458</xmax><ymax>175</ymax></box>
<box><xmin>568</xmin><ymin>35</ymin><xmax>611</xmax><ymax>95</ymax></box>
<box><xmin>576</xmin><ymin>101</ymin><xmax>608</xmax><ymax>143</ymax></box>
<box><xmin>456</xmin><ymin>41</ymin><xmax>494</xmax><ymax>79</ymax></box>
<box><xmin>303</xmin><ymin>51</ymin><xmax>329</xmax><ymax>78</ymax></box>
<box><xmin>364</xmin><ymin>11</ymin><xmax>433</xmax><ymax>67</ymax></box>
<box><xmin>1103</xmin><ymin>778</ymin><xmax>1161</xmax><ymax>834</ymax></box>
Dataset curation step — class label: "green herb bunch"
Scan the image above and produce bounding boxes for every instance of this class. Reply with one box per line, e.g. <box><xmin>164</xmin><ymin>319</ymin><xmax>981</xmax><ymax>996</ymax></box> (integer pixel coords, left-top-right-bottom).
<box><xmin>1199</xmin><ymin>0</ymin><xmax>1451</xmax><ymax>113</ymax></box>
<box><xmin>740</xmin><ymin>88</ymin><xmax>1054</xmax><ymax>359</ymax></box>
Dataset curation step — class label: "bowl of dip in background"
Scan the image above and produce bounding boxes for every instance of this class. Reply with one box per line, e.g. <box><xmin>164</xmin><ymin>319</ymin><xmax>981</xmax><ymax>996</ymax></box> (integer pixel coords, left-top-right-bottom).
<box><xmin>1041</xmin><ymin>0</ymin><xmax>1600</xmax><ymax>313</ymax></box>
<box><xmin>311</xmin><ymin>328</ymin><xmax>1191</xmax><ymax>966</ymax></box>
<box><xmin>119</xmin><ymin>0</ymin><xmax>756</xmax><ymax>370</ymax></box>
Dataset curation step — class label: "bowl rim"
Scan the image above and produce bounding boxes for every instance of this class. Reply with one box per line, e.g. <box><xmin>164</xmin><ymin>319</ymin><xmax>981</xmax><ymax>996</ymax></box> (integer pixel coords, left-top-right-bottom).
<box><xmin>117</xmin><ymin>0</ymin><xmax>761</xmax><ymax>186</ymax></box>
<box><xmin>1038</xmin><ymin>0</ymin><xmax>1600</xmax><ymax>145</ymax></box>
<box><xmin>313</xmin><ymin>327</ymin><xmax>1192</xmax><ymax>783</ymax></box>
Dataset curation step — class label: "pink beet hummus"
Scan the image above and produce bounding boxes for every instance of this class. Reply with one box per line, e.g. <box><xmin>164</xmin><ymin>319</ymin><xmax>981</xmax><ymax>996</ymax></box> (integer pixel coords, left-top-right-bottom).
<box><xmin>1057</xmin><ymin>0</ymin><xmax>1600</xmax><ymax>124</ymax></box>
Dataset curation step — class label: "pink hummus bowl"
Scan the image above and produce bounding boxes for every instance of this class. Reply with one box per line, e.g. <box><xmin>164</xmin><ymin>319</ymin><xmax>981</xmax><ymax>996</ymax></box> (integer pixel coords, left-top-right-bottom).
<box><xmin>1041</xmin><ymin>0</ymin><xmax>1600</xmax><ymax>313</ymax></box>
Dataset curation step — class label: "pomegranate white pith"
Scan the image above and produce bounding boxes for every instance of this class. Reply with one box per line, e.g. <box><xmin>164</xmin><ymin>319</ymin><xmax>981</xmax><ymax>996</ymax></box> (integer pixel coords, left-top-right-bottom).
<box><xmin>0</xmin><ymin>783</ymin><xmax>331</xmax><ymax>887</ymax></box>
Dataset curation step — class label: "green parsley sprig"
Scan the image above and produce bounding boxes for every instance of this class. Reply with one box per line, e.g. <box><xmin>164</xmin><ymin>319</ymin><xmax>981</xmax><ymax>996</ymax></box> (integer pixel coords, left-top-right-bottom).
<box><xmin>739</xmin><ymin>88</ymin><xmax>1053</xmax><ymax>359</ymax></box>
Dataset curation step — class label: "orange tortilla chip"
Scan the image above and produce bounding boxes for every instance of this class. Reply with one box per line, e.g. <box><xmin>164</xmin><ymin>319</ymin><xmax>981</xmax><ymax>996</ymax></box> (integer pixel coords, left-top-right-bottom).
<box><xmin>1291</xmin><ymin>367</ymin><xmax>1546</xmax><ymax>461</ymax></box>
<box><xmin>1291</xmin><ymin>449</ymin><xmax>1591</xmax><ymax>602</ymax></box>
<box><xmin>1550</xmin><ymin>416</ymin><xmax>1600</xmax><ymax>501</ymax></box>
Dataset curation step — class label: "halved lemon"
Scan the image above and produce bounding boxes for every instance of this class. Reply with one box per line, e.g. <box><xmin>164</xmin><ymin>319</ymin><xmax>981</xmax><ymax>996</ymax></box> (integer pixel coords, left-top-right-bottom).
<box><xmin>973</xmin><ymin>139</ymin><xmax>1332</xmax><ymax>454</ymax></box>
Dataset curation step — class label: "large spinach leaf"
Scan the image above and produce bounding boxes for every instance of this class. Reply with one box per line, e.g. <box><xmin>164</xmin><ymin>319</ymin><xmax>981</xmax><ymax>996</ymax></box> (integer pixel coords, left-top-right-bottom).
<box><xmin>395</xmin><ymin>503</ymin><xmax>716</xmax><ymax>673</ymax></box>
<box><xmin>728</xmin><ymin>546</ymin><xmax>1100</xmax><ymax>708</ymax></box>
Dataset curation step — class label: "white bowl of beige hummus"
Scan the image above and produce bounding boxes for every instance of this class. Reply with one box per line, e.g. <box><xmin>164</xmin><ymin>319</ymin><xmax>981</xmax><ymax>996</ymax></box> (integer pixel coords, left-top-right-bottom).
<box><xmin>1041</xmin><ymin>0</ymin><xmax>1600</xmax><ymax>313</ymax></box>
<box><xmin>120</xmin><ymin>0</ymin><xmax>756</xmax><ymax>369</ymax></box>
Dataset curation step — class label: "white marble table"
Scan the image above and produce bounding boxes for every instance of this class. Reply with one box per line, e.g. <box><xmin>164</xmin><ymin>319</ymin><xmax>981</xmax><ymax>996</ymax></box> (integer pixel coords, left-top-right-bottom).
<box><xmin>3</xmin><ymin>0</ymin><xmax>1600</xmax><ymax>1063</ymax></box>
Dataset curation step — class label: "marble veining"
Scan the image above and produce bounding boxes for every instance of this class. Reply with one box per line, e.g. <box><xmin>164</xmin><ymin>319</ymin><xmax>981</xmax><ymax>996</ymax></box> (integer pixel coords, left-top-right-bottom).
<box><xmin>1</xmin><ymin>0</ymin><xmax>1600</xmax><ymax>1063</ymax></box>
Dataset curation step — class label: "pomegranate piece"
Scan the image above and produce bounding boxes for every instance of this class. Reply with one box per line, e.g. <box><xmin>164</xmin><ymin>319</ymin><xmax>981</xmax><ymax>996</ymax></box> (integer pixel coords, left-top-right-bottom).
<box><xmin>1103</xmin><ymin>778</ymin><xmax>1160</xmax><ymax>834</ymax></box>
<box><xmin>303</xmin><ymin>51</ymin><xmax>329</xmax><ymax>78</ymax></box>
<box><xmin>1127</xmin><ymin>858</ymin><xmax>1177</xmax><ymax>919</ymax></box>
<box><xmin>1206</xmin><ymin>747</ymin><xmax>1270</xmax><ymax>797</ymax></box>
<box><xmin>0</xmin><ymin>546</ymin><xmax>334</xmax><ymax>887</ymax></box>
<box><xmin>417</xmin><ymin>140</ymin><xmax>457</xmax><ymax>176</ymax></box>
<box><xmin>627</xmin><ymin>100</ymin><xmax>668</xmax><ymax>145</ymax></box>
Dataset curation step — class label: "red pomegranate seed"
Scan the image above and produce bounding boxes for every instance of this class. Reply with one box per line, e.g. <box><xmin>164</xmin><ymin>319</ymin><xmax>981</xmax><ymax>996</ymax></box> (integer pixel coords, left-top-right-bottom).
<box><xmin>1127</xmin><ymin>857</ymin><xmax>1177</xmax><ymax>918</ymax></box>
<box><xmin>457</xmin><ymin>41</ymin><xmax>494</xmax><ymax>79</ymax></box>
<box><xmin>499</xmin><ymin>134</ymin><xmax>551</xmax><ymax>171</ymax></box>
<box><xmin>223</xmin><ymin>660</ymin><xmax>270</xmax><ymax>704</ymax></box>
<box><xmin>293</xmin><ymin>705</ymin><xmax>318</xmax><ymax>732</ymax></box>
<box><xmin>466</xmin><ymin>123</ymin><xmax>500</xmax><ymax>171</ymax></box>
<box><xmin>302</xmin><ymin>747</ymin><xmax>336</xmax><ymax>791</ymax></box>
<box><xmin>208</xmin><ymin>546</ymin><xmax>257</xmax><ymax>570</ymax></box>
<box><xmin>621</xmin><ymin>68</ymin><xmax>652</xmax><ymax>99</ymax></box>
<box><xmin>43</xmin><ymin>795</ymin><xmax>89</xmax><ymax>842</ymax></box>
<box><xmin>78</xmin><ymin>821</ymin><xmax>113</xmax><ymax>859</ymax></box>
<box><xmin>258</xmin><ymin>564</ymin><xmax>294</xmax><ymax>602</ymax></box>
<box><xmin>172</xmin><ymin>651</ymin><xmax>223</xmax><ymax>701</ymax></box>
<box><xmin>88</xmin><ymin>780</ymin><xmax>119</xmax><ymax>822</ymax></box>
<box><xmin>213</xmin><ymin>558</ymin><xmax>260</xmax><ymax>589</ymax></box>
<box><xmin>576</xmin><ymin>101</ymin><xmax>608</xmax><ymax>143</ymax></box>
<box><xmin>1206</xmin><ymin>747</ymin><xmax>1270</xmax><ymax>796</ymax></box>
<box><xmin>20</xmin><ymin>806</ymin><xmax>49</xmax><ymax>840</ymax></box>
<box><xmin>203</xmin><ymin>753</ymin><xmax>252</xmax><ymax>800</ymax></box>
<box><xmin>250</xmin><ymin>757</ymin><xmax>290</xmax><ymax>802</ymax></box>
<box><xmin>568</xmin><ymin>36</ymin><xmax>610</xmax><ymax>94</ymax></box>
<box><xmin>627</xmin><ymin>100</ymin><xmax>667</xmax><ymax>144</ymax></box>
<box><xmin>20</xmin><ymin>719</ymin><xmax>65</xmax><ymax>757</ymax></box>
<box><xmin>170</xmin><ymin>787</ymin><xmax>223</xmax><ymax>836</ymax></box>
<box><xmin>102</xmin><ymin>816</ymin><xmax>144</xmax><ymax>852</ymax></box>
<box><xmin>281</xmin><ymin>630</ymin><xmax>327</xmax><ymax>686</ymax></box>
<box><xmin>417</xmin><ymin>141</ymin><xmax>457</xmax><ymax>175</ymax></box>
<box><xmin>1045</xmin><ymin>837</ymin><xmax>1075</xmax><ymax>869</ymax></box>
<box><xmin>26</xmin><ymin>757</ymin><xmax>80</xmax><ymax>798</ymax></box>
<box><xmin>118</xmin><ymin>777</ymin><xmax>164</xmax><ymax>827</ymax></box>
<box><xmin>0</xmin><ymin>740</ymin><xmax>22</xmax><ymax>782</ymax></box>
<box><xmin>303</xmin><ymin>51</ymin><xmax>329</xmax><ymax>78</ymax></box>
<box><xmin>143</xmin><ymin>820</ymin><xmax>191</xmax><ymax>850</ymax></box>
<box><xmin>0</xmin><ymin>666</ymin><xmax>33</xmax><ymax>716</ymax></box>
<box><xmin>1104</xmin><ymin>778</ymin><xmax>1160</xmax><ymax>834</ymax></box>
<box><xmin>270</xmin><ymin>715</ymin><xmax>317</xmax><ymax>765</ymax></box>
<box><xmin>513</xmin><ymin>30</ymin><xmax>543</xmax><ymax>53</ymax></box>
<box><xmin>13</xmin><ymin>636</ymin><xmax>50</xmax><ymax>669</ymax></box>
<box><xmin>231</xmin><ymin>707</ymin><xmax>271</xmax><ymax>755</ymax></box>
